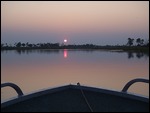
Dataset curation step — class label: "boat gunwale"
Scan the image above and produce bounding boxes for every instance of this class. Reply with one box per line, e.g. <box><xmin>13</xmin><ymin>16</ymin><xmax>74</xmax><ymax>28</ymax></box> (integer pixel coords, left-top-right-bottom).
<box><xmin>1</xmin><ymin>84</ymin><xmax>149</xmax><ymax>108</ymax></box>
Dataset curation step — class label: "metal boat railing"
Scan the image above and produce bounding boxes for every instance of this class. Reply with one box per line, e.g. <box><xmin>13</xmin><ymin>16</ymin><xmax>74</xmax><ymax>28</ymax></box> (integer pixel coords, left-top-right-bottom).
<box><xmin>122</xmin><ymin>78</ymin><xmax>149</xmax><ymax>92</ymax></box>
<box><xmin>1</xmin><ymin>78</ymin><xmax>149</xmax><ymax>98</ymax></box>
<box><xmin>1</xmin><ymin>82</ymin><xmax>23</xmax><ymax>97</ymax></box>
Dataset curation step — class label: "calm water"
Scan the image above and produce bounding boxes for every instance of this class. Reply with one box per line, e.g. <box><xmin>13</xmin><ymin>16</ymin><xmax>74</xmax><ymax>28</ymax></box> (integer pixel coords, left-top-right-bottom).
<box><xmin>1</xmin><ymin>49</ymin><xmax>149</xmax><ymax>102</ymax></box>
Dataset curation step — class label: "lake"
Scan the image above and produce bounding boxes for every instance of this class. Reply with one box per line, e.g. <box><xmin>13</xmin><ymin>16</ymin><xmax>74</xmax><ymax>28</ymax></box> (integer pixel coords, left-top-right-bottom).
<box><xmin>1</xmin><ymin>49</ymin><xmax>149</xmax><ymax>102</ymax></box>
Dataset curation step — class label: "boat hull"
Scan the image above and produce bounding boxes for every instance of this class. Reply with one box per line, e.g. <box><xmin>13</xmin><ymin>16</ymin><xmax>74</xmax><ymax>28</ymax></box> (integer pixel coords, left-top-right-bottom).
<box><xmin>1</xmin><ymin>85</ymin><xmax>149</xmax><ymax>112</ymax></box>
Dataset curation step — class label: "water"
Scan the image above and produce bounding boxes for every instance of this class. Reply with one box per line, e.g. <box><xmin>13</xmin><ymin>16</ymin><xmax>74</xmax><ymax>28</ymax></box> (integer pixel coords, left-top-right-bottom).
<box><xmin>1</xmin><ymin>49</ymin><xmax>149</xmax><ymax>102</ymax></box>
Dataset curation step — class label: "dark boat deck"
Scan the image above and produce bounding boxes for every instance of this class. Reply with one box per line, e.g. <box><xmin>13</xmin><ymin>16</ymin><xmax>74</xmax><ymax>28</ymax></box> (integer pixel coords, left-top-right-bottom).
<box><xmin>1</xmin><ymin>85</ymin><xmax>149</xmax><ymax>112</ymax></box>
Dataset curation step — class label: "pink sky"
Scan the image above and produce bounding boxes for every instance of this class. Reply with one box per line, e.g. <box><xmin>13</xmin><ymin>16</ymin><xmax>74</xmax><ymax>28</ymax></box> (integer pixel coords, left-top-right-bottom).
<box><xmin>1</xmin><ymin>1</ymin><xmax>149</xmax><ymax>45</ymax></box>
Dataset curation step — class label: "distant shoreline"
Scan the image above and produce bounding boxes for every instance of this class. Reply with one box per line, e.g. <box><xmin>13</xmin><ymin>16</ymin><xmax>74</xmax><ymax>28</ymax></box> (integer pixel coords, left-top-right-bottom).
<box><xmin>1</xmin><ymin>46</ymin><xmax>149</xmax><ymax>53</ymax></box>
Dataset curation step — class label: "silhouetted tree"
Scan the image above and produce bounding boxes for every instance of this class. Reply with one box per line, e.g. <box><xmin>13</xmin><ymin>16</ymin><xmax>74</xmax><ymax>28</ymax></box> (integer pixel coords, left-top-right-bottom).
<box><xmin>136</xmin><ymin>38</ymin><xmax>141</xmax><ymax>46</ymax></box>
<box><xmin>26</xmin><ymin>42</ymin><xmax>29</xmax><ymax>47</ymax></box>
<box><xmin>28</xmin><ymin>44</ymin><xmax>33</xmax><ymax>48</ymax></box>
<box><xmin>36</xmin><ymin>43</ymin><xmax>39</xmax><ymax>47</ymax></box>
<box><xmin>140</xmin><ymin>39</ymin><xmax>144</xmax><ymax>46</ymax></box>
<box><xmin>14</xmin><ymin>43</ymin><xmax>17</xmax><ymax>47</ymax></box>
<box><xmin>40</xmin><ymin>43</ymin><xmax>44</xmax><ymax>48</ymax></box>
<box><xmin>22</xmin><ymin>43</ymin><xmax>25</xmax><ymax>47</ymax></box>
<box><xmin>136</xmin><ymin>38</ymin><xmax>144</xmax><ymax>46</ymax></box>
<box><xmin>16</xmin><ymin>42</ymin><xmax>21</xmax><ymax>48</ymax></box>
<box><xmin>33</xmin><ymin>44</ymin><xmax>37</xmax><ymax>47</ymax></box>
<box><xmin>5</xmin><ymin>43</ymin><xmax>8</xmax><ymax>47</ymax></box>
<box><xmin>127</xmin><ymin>38</ymin><xmax>134</xmax><ymax>46</ymax></box>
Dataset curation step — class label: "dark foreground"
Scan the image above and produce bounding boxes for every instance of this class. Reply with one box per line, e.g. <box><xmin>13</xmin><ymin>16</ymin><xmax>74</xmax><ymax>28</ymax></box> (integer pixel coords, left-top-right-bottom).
<box><xmin>1</xmin><ymin>84</ymin><xmax>149</xmax><ymax>112</ymax></box>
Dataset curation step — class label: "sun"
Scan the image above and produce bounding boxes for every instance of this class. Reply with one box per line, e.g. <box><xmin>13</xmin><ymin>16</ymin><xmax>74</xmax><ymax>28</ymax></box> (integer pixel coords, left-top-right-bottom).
<box><xmin>64</xmin><ymin>39</ymin><xmax>67</xmax><ymax>43</ymax></box>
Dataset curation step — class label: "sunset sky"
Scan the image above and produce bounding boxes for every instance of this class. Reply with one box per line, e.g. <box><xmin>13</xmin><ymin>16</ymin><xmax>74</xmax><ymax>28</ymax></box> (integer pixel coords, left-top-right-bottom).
<box><xmin>1</xmin><ymin>1</ymin><xmax>149</xmax><ymax>45</ymax></box>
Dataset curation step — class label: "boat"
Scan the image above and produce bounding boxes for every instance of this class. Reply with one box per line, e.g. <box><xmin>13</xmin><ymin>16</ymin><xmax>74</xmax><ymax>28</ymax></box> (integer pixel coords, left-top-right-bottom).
<box><xmin>1</xmin><ymin>78</ymin><xmax>149</xmax><ymax>112</ymax></box>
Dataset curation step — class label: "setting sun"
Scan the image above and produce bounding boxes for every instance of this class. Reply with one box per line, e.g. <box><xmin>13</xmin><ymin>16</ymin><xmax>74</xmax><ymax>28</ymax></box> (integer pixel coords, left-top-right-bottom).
<box><xmin>64</xmin><ymin>39</ymin><xmax>67</xmax><ymax>43</ymax></box>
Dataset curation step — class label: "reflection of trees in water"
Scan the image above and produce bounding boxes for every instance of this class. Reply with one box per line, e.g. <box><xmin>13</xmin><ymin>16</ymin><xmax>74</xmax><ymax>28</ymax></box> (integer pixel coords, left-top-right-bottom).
<box><xmin>15</xmin><ymin>49</ymin><xmax>60</xmax><ymax>55</ymax></box>
<box><xmin>14</xmin><ymin>49</ymin><xmax>98</xmax><ymax>55</ymax></box>
<box><xmin>128</xmin><ymin>52</ymin><xmax>134</xmax><ymax>59</ymax></box>
<box><xmin>136</xmin><ymin>52</ymin><xmax>144</xmax><ymax>59</ymax></box>
<box><xmin>127</xmin><ymin>51</ymin><xmax>149</xmax><ymax>59</ymax></box>
<box><xmin>2</xmin><ymin>49</ymin><xmax>149</xmax><ymax>59</ymax></box>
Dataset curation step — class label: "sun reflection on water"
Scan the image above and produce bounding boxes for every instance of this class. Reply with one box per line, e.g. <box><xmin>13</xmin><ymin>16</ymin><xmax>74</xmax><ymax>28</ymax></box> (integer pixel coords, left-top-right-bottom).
<box><xmin>64</xmin><ymin>49</ymin><xmax>68</xmax><ymax>58</ymax></box>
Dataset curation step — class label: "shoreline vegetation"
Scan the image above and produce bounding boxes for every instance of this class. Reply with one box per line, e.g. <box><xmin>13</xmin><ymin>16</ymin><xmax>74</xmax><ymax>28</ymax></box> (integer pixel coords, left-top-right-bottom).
<box><xmin>1</xmin><ymin>44</ymin><xmax>149</xmax><ymax>53</ymax></box>
<box><xmin>1</xmin><ymin>38</ymin><xmax>149</xmax><ymax>53</ymax></box>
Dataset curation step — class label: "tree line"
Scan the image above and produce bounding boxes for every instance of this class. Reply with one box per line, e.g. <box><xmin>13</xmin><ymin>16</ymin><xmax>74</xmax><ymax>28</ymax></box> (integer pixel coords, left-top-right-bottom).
<box><xmin>126</xmin><ymin>38</ymin><xmax>149</xmax><ymax>46</ymax></box>
<box><xmin>1</xmin><ymin>38</ymin><xmax>149</xmax><ymax>49</ymax></box>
